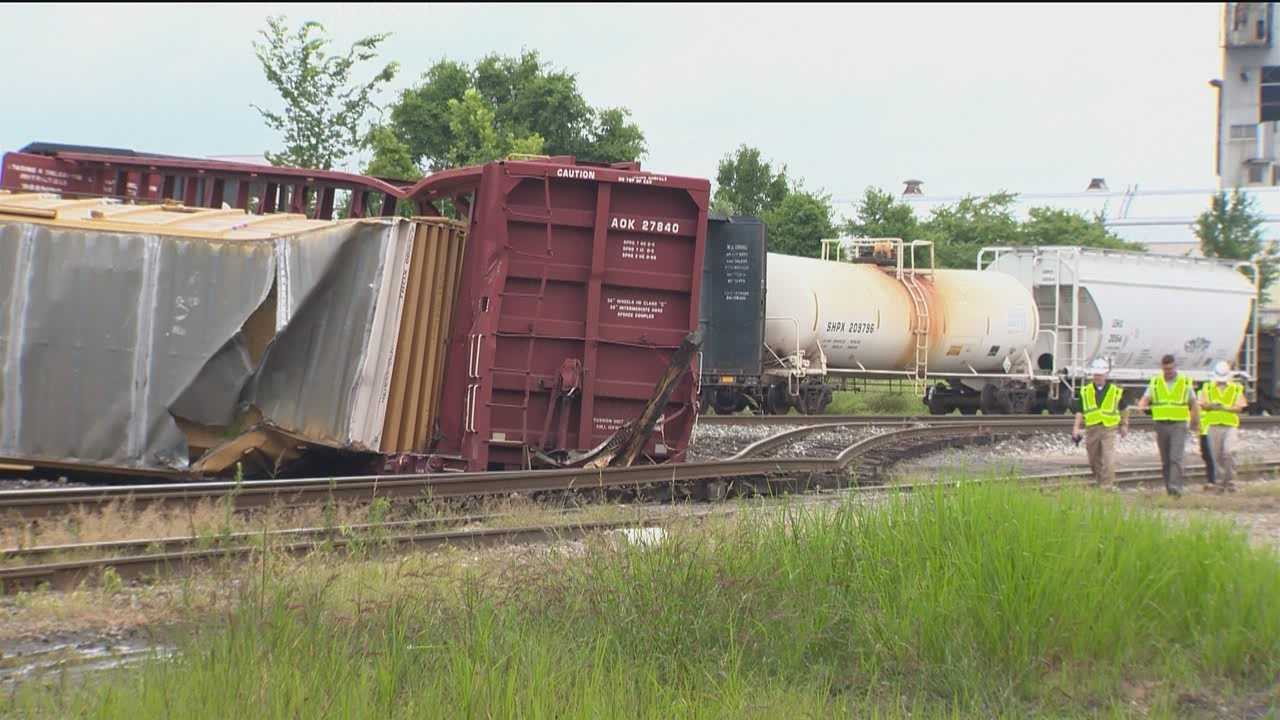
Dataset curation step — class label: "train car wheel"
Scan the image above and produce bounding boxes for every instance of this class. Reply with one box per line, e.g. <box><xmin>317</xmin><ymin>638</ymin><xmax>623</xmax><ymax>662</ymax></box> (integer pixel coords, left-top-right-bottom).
<box><xmin>980</xmin><ymin>384</ymin><xmax>1001</xmax><ymax>415</ymax></box>
<box><xmin>764</xmin><ymin>384</ymin><xmax>791</xmax><ymax>415</ymax></box>
<box><xmin>927</xmin><ymin>391</ymin><xmax>951</xmax><ymax>415</ymax></box>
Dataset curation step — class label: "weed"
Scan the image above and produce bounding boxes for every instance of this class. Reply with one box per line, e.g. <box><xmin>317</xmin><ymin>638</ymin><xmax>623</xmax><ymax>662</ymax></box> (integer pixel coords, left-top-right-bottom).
<box><xmin>8</xmin><ymin>483</ymin><xmax>1280</xmax><ymax>718</ymax></box>
<box><xmin>98</xmin><ymin>566</ymin><xmax>123</xmax><ymax>595</ymax></box>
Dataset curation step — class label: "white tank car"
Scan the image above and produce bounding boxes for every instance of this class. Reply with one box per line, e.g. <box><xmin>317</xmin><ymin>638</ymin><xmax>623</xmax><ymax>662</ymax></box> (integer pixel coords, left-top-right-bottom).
<box><xmin>982</xmin><ymin>247</ymin><xmax>1257</xmax><ymax>385</ymax></box>
<box><xmin>764</xmin><ymin>253</ymin><xmax>1039</xmax><ymax>376</ymax></box>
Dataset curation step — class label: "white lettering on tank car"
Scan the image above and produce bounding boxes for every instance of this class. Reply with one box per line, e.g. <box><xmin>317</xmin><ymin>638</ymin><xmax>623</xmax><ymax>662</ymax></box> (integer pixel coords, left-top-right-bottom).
<box><xmin>556</xmin><ymin>168</ymin><xmax>597</xmax><ymax>180</ymax></box>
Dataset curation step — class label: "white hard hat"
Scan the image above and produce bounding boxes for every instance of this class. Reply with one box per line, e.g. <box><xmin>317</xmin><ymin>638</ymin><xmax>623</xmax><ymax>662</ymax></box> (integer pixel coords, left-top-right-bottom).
<box><xmin>1089</xmin><ymin>358</ymin><xmax>1110</xmax><ymax>374</ymax></box>
<box><xmin>1212</xmin><ymin>360</ymin><xmax>1231</xmax><ymax>380</ymax></box>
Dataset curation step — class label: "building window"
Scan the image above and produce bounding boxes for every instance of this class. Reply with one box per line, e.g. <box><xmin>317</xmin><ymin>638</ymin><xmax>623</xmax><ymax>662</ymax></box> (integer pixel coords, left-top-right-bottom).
<box><xmin>1248</xmin><ymin>164</ymin><xmax>1266</xmax><ymax>184</ymax></box>
<box><xmin>1262</xmin><ymin>66</ymin><xmax>1280</xmax><ymax>121</ymax></box>
<box><xmin>1231</xmin><ymin>123</ymin><xmax>1257</xmax><ymax>140</ymax></box>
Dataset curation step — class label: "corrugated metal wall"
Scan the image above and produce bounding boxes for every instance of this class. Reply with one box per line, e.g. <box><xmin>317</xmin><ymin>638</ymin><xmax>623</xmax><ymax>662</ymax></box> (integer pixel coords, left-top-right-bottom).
<box><xmin>380</xmin><ymin>218</ymin><xmax>468</xmax><ymax>453</ymax></box>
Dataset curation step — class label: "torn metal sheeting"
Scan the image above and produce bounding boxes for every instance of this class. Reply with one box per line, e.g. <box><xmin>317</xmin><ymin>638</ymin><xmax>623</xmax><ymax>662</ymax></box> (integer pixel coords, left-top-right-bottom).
<box><xmin>0</xmin><ymin>194</ymin><xmax>431</xmax><ymax>475</ymax></box>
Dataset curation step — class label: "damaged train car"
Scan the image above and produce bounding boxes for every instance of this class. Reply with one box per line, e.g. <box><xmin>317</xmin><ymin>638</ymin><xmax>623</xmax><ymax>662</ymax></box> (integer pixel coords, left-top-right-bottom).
<box><xmin>0</xmin><ymin>193</ymin><xmax>464</xmax><ymax>477</ymax></box>
<box><xmin>0</xmin><ymin>153</ymin><xmax>712</xmax><ymax>478</ymax></box>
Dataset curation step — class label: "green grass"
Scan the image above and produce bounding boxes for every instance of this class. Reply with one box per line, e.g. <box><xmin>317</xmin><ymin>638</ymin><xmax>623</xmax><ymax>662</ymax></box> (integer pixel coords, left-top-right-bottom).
<box><xmin>826</xmin><ymin>385</ymin><xmax>923</xmax><ymax>415</ymax></box>
<box><xmin>7</xmin><ymin>484</ymin><xmax>1280</xmax><ymax>718</ymax></box>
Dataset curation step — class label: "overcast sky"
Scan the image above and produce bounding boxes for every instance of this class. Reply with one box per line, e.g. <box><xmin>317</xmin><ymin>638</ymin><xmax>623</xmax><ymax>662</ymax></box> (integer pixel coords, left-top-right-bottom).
<box><xmin>0</xmin><ymin>3</ymin><xmax>1223</xmax><ymax>211</ymax></box>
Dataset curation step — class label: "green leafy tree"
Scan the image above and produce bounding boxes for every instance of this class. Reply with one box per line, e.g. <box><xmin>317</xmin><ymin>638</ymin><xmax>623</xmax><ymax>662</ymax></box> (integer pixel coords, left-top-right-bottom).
<box><xmin>844</xmin><ymin>187</ymin><xmax>922</xmax><ymax>241</ymax></box>
<box><xmin>713</xmin><ymin>145</ymin><xmax>789</xmax><ymax>216</ymax></box>
<box><xmin>252</xmin><ymin>17</ymin><xmax>398</xmax><ymax>170</ymax></box>
<box><xmin>363</xmin><ymin>125</ymin><xmax>421</xmax><ymax>181</ymax></box>
<box><xmin>1020</xmin><ymin>207</ymin><xmax>1138</xmax><ymax>251</ymax></box>
<box><xmin>1195</xmin><ymin>189</ymin><xmax>1280</xmax><ymax>298</ymax></box>
<box><xmin>378</xmin><ymin>50</ymin><xmax>645</xmax><ymax>171</ymax></box>
<box><xmin>443</xmin><ymin>88</ymin><xmax>545</xmax><ymax>166</ymax></box>
<box><xmin>763</xmin><ymin>189</ymin><xmax>836</xmax><ymax>257</ymax></box>
<box><xmin>588</xmin><ymin>108</ymin><xmax>647</xmax><ymax>165</ymax></box>
<box><xmin>843</xmin><ymin>188</ymin><xmax>1141</xmax><ymax>269</ymax></box>
<box><xmin>918</xmin><ymin>193</ymin><xmax>1022</xmax><ymax>268</ymax></box>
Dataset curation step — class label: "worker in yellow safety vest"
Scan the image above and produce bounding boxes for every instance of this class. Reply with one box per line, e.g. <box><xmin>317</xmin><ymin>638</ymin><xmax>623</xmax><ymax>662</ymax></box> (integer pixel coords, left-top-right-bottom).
<box><xmin>1135</xmin><ymin>354</ymin><xmax>1201</xmax><ymax>497</ymax></box>
<box><xmin>1071</xmin><ymin>358</ymin><xmax>1130</xmax><ymax>487</ymax></box>
<box><xmin>1196</xmin><ymin>381</ymin><xmax>1218</xmax><ymax>487</ymax></box>
<box><xmin>1199</xmin><ymin>360</ymin><xmax>1247</xmax><ymax>492</ymax></box>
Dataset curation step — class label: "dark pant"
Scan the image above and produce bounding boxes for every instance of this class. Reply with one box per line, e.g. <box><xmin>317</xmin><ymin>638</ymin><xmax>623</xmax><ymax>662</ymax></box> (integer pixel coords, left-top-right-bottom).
<box><xmin>1199</xmin><ymin>433</ymin><xmax>1216</xmax><ymax>484</ymax></box>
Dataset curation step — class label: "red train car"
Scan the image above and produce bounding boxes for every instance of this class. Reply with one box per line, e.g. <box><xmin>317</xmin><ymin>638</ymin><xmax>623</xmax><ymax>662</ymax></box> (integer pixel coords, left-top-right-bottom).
<box><xmin>1</xmin><ymin>146</ymin><xmax>712</xmax><ymax>476</ymax></box>
<box><xmin>404</xmin><ymin>158</ymin><xmax>710</xmax><ymax>471</ymax></box>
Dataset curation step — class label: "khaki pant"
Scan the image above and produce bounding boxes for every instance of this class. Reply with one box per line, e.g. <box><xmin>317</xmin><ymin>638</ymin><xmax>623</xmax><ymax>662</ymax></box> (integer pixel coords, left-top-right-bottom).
<box><xmin>1208</xmin><ymin>426</ymin><xmax>1239</xmax><ymax>487</ymax></box>
<box><xmin>1085</xmin><ymin>424</ymin><xmax>1117</xmax><ymax>486</ymax></box>
<box><xmin>1154</xmin><ymin>421</ymin><xmax>1188</xmax><ymax>496</ymax></box>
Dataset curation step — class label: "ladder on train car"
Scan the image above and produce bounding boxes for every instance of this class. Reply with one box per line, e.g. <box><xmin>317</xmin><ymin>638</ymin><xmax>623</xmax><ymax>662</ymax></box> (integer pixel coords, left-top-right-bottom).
<box><xmin>896</xmin><ymin>241</ymin><xmax>935</xmax><ymax>384</ymax></box>
<box><xmin>1238</xmin><ymin>260</ymin><xmax>1263</xmax><ymax>402</ymax></box>
<box><xmin>902</xmin><ymin>273</ymin><xmax>930</xmax><ymax>382</ymax></box>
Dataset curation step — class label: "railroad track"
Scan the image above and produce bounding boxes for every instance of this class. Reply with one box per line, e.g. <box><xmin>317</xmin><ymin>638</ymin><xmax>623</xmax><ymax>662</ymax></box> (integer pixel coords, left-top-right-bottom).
<box><xmin>0</xmin><ymin>418</ymin><xmax>1083</xmax><ymax>520</ymax></box>
<box><xmin>5</xmin><ymin>460</ymin><xmax>1277</xmax><ymax>594</ymax></box>
<box><xmin>3</xmin><ymin>416</ymin><xmax>1278</xmax><ymax>520</ymax></box>
<box><xmin>700</xmin><ymin>413</ymin><xmax>1280</xmax><ymax>427</ymax></box>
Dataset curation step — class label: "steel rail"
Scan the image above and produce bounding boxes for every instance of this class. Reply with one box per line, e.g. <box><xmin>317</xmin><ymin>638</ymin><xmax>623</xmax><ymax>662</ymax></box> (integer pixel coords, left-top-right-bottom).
<box><xmin>726</xmin><ymin>416</ymin><xmax>1116</xmax><ymax>460</ymax></box>
<box><xmin>0</xmin><ymin>513</ymin><xmax>510</xmax><ymax>564</ymax></box>
<box><xmin>0</xmin><ymin>418</ymin><xmax>1073</xmax><ymax>519</ymax></box>
<box><xmin>0</xmin><ymin>518</ymin><xmax>671</xmax><ymax>594</ymax></box>
<box><xmin>699</xmin><ymin>414</ymin><xmax>1280</xmax><ymax>427</ymax></box>
<box><xmin>6</xmin><ymin>460</ymin><xmax>1277</xmax><ymax>595</ymax></box>
<box><xmin>8</xmin><ymin>416</ymin><xmax>1278</xmax><ymax>520</ymax></box>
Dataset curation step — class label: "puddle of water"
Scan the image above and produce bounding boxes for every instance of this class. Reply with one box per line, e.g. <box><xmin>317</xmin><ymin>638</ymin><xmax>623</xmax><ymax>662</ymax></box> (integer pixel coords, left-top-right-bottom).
<box><xmin>0</xmin><ymin>640</ymin><xmax>176</xmax><ymax>688</ymax></box>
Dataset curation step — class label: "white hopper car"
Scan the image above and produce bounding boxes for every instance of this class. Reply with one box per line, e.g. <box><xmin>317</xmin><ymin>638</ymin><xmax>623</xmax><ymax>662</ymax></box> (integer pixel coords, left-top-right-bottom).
<box><xmin>755</xmin><ymin>240</ymin><xmax>1260</xmax><ymax>415</ymax></box>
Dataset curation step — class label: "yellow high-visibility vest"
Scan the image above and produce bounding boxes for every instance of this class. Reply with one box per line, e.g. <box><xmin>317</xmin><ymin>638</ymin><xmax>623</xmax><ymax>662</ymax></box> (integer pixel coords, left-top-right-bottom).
<box><xmin>1080</xmin><ymin>383</ymin><xmax>1121</xmax><ymax>428</ymax></box>
<box><xmin>1200</xmin><ymin>381</ymin><xmax>1243</xmax><ymax>429</ymax></box>
<box><xmin>1148</xmin><ymin>373</ymin><xmax>1191</xmax><ymax>422</ymax></box>
<box><xmin>1197</xmin><ymin>383</ymin><xmax>1213</xmax><ymax>436</ymax></box>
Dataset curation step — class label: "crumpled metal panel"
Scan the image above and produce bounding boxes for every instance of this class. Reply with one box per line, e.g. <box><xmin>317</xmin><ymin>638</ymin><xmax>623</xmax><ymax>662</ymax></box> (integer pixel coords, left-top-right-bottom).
<box><xmin>0</xmin><ymin>221</ymin><xmax>275</xmax><ymax>470</ymax></box>
<box><xmin>0</xmin><ymin>215</ymin><xmax>414</xmax><ymax>474</ymax></box>
<box><xmin>247</xmin><ymin>221</ymin><xmax>413</xmax><ymax>451</ymax></box>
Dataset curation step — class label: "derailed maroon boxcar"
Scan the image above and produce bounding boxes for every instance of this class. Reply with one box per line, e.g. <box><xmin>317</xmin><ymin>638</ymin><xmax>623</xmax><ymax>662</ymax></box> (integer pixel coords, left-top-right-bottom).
<box><xmin>405</xmin><ymin>158</ymin><xmax>710</xmax><ymax>471</ymax></box>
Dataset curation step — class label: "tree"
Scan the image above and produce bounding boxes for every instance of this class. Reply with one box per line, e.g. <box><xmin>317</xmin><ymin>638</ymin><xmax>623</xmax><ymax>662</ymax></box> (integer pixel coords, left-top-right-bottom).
<box><xmin>1196</xmin><ymin>189</ymin><xmax>1280</xmax><ymax>298</ymax></box>
<box><xmin>841</xmin><ymin>188</ymin><xmax>1143</xmax><ymax>269</ymax></box>
<box><xmin>252</xmin><ymin>17</ymin><xmax>398</xmax><ymax>170</ymax></box>
<box><xmin>844</xmin><ymin>187</ymin><xmax>921</xmax><ymax>241</ymax></box>
<box><xmin>1020</xmin><ymin>207</ymin><xmax>1139</xmax><ymax>251</ymax></box>
<box><xmin>378</xmin><ymin>50</ymin><xmax>646</xmax><ymax>171</ymax></box>
<box><xmin>762</xmin><ymin>189</ymin><xmax>836</xmax><ymax>257</ymax></box>
<box><xmin>363</xmin><ymin>125</ymin><xmax>421</xmax><ymax>181</ymax></box>
<box><xmin>713</xmin><ymin>145</ymin><xmax>789</xmax><ymax>217</ymax></box>
<box><xmin>918</xmin><ymin>193</ymin><xmax>1022</xmax><ymax>269</ymax></box>
<box><xmin>443</xmin><ymin>88</ymin><xmax>545</xmax><ymax>166</ymax></box>
<box><xmin>588</xmin><ymin>107</ymin><xmax>647</xmax><ymax>165</ymax></box>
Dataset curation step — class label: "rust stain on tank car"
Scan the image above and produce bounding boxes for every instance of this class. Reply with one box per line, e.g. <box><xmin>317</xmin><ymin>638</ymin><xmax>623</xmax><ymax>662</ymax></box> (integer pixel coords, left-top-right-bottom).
<box><xmin>879</xmin><ymin>268</ymin><xmax>946</xmax><ymax>371</ymax></box>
